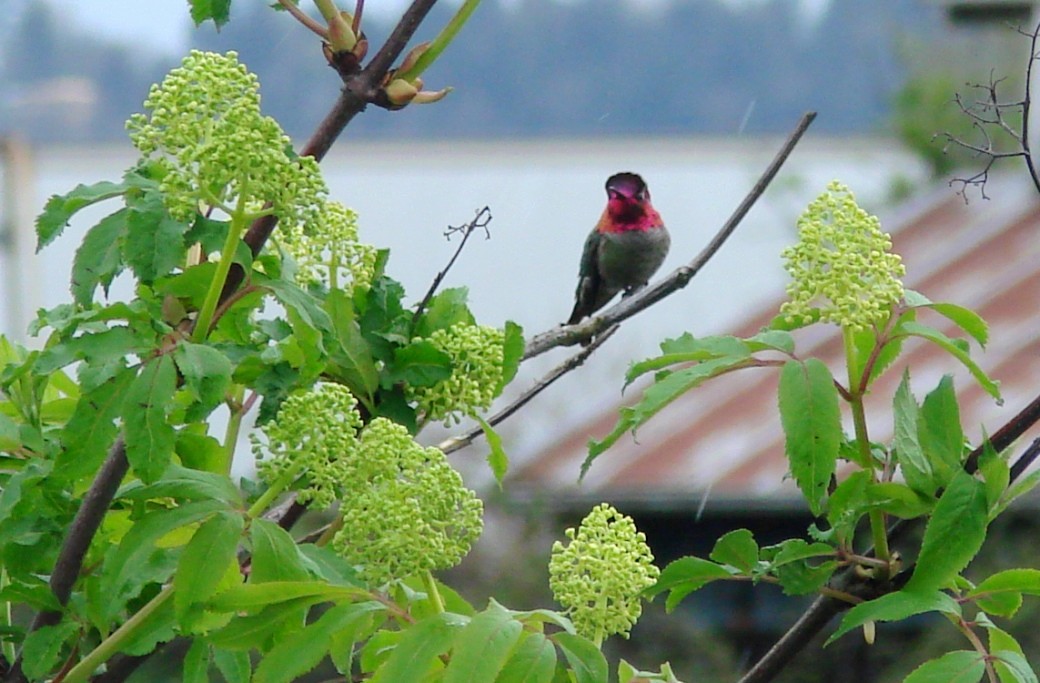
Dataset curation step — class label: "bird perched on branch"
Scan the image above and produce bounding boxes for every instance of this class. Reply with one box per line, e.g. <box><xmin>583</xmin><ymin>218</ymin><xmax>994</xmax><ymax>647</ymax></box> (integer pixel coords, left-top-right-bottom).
<box><xmin>566</xmin><ymin>172</ymin><xmax>670</xmax><ymax>325</ymax></box>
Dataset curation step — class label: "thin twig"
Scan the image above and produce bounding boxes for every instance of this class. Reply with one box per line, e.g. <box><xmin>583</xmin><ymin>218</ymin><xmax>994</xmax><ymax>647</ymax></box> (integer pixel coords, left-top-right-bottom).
<box><xmin>277</xmin><ymin>0</ymin><xmax>327</xmax><ymax>38</ymax></box>
<box><xmin>439</xmin><ymin>325</ymin><xmax>619</xmax><ymax>455</ymax></box>
<box><xmin>412</xmin><ymin>206</ymin><xmax>492</xmax><ymax>328</ymax></box>
<box><xmin>523</xmin><ymin>111</ymin><xmax>818</xmax><ymax>360</ymax></box>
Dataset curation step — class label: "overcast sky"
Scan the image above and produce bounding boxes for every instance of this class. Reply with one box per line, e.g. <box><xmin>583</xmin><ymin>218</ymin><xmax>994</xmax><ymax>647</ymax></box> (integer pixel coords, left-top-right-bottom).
<box><xmin>65</xmin><ymin>0</ymin><xmax>830</xmax><ymax>58</ymax></box>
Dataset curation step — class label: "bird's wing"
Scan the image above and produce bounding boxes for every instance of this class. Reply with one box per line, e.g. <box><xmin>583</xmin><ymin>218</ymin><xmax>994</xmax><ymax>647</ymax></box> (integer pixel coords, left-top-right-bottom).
<box><xmin>567</xmin><ymin>228</ymin><xmax>602</xmax><ymax>324</ymax></box>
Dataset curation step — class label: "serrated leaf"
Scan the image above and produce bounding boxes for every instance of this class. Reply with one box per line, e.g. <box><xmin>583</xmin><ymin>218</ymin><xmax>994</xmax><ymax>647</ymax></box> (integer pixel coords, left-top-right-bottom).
<box><xmin>213</xmin><ymin>648</ymin><xmax>252</xmax><ymax>683</ymax></box>
<box><xmin>969</xmin><ymin>569</ymin><xmax>1040</xmax><ymax>617</ymax></box>
<box><xmin>649</xmin><ymin>556</ymin><xmax>734</xmax><ymax>611</ymax></box>
<box><xmin>250</xmin><ymin>518</ymin><xmax>313</xmax><ymax>583</ymax></box>
<box><xmin>414</xmin><ymin>287</ymin><xmax>475</xmax><ymax>338</ymax></box>
<box><xmin>918</xmin><ymin>374</ymin><xmax>964</xmax><ymax>484</ymax></box>
<box><xmin>899</xmin><ymin>321</ymin><xmax>1000</xmax><ymax>401</ymax></box>
<box><xmin>745</xmin><ymin>329</ymin><xmax>795</xmax><ymax>354</ymax></box>
<box><xmin>584</xmin><ymin>355</ymin><xmax>752</xmax><ymax>476</ymax></box>
<box><xmin>262</xmin><ymin>275</ymin><xmax>333</xmax><ymax>334</ymax></box>
<box><xmin>999</xmin><ymin>469</ymin><xmax>1040</xmax><ymax>515</ymax></box>
<box><xmin>778</xmin><ymin>359</ymin><xmax>841</xmax><ymax>515</ymax></box>
<box><xmin>325</xmin><ymin>288</ymin><xmax>379</xmax><ymax>403</ymax></box>
<box><xmin>101</xmin><ymin>499</ymin><xmax>228</xmax><ymax>624</ymax></box>
<box><xmin>388</xmin><ymin>339</ymin><xmax>453</xmax><ymax>387</ymax></box>
<box><xmin>124</xmin><ymin>193</ymin><xmax>189</xmax><ymax>282</ymax></box>
<box><xmin>21</xmin><ymin>620</ymin><xmax>79</xmax><ymax>680</ymax></box>
<box><xmin>118</xmin><ymin>463</ymin><xmax>240</xmax><ymax>504</ymax></box>
<box><xmin>71</xmin><ymin>208</ymin><xmax>129</xmax><ymax>305</ymax></box>
<box><xmin>208</xmin><ymin>581</ymin><xmax>369</xmax><ymax>612</ymax></box>
<box><xmin>827</xmin><ymin>589</ymin><xmax>960</xmax><ymax>645</ymax></box>
<box><xmin>866</xmin><ymin>482</ymin><xmax>934</xmax><ymax>519</ymax></box>
<box><xmin>904</xmin><ymin>290</ymin><xmax>989</xmax><ymax>347</ymax></box>
<box><xmin>123</xmin><ymin>355</ymin><xmax>177</xmax><ymax>483</ymax></box>
<box><xmin>36</xmin><ymin>179</ymin><xmax>129</xmax><ymax>250</ymax></box>
<box><xmin>476</xmin><ymin>415</ymin><xmax>508</xmax><ymax>487</ymax></box>
<box><xmin>553</xmin><ymin>632</ymin><xmax>608</xmax><ymax>683</ymax></box>
<box><xmin>628</xmin><ymin>334</ymin><xmax>751</xmax><ymax>384</ymax></box>
<box><xmin>497</xmin><ymin>631</ymin><xmax>556</xmax><ymax>683</ymax></box>
<box><xmin>174</xmin><ymin>342</ymin><xmax>233</xmax><ymax>416</ymax></box>
<box><xmin>57</xmin><ymin>367</ymin><xmax>135</xmax><ymax>479</ymax></box>
<box><xmin>208</xmin><ymin>597</ymin><xmax>316</xmax><ymax>650</ymax></box>
<box><xmin>175</xmin><ymin>510</ymin><xmax>244</xmax><ymax>623</ymax></box>
<box><xmin>906</xmin><ymin>471</ymin><xmax>988</xmax><ymax>592</ymax></box>
<box><xmin>903</xmin><ymin>651</ymin><xmax>985</xmax><ymax>683</ymax></box>
<box><xmin>498</xmin><ymin>320</ymin><xmax>524</xmax><ymax>393</ymax></box>
<box><xmin>254</xmin><ymin>602</ymin><xmax>386</xmax><ymax>683</ymax></box>
<box><xmin>994</xmin><ymin>651</ymin><xmax>1038</xmax><ymax>683</ymax></box>
<box><xmin>189</xmin><ymin>0</ymin><xmax>232</xmax><ymax>27</ymax></box>
<box><xmin>184</xmin><ymin>639</ymin><xmax>211</xmax><ymax>683</ymax></box>
<box><xmin>892</xmin><ymin>369</ymin><xmax>933</xmax><ymax>495</ymax></box>
<box><xmin>175</xmin><ymin>431</ymin><xmax>228</xmax><ymax>474</ymax></box>
<box><xmin>444</xmin><ymin>600</ymin><xmax>522</xmax><ymax>682</ymax></box>
<box><xmin>981</xmin><ymin>454</ymin><xmax>1010</xmax><ymax>517</ymax></box>
<box><xmin>710</xmin><ymin>529</ymin><xmax>759</xmax><ymax>573</ymax></box>
<box><xmin>370</xmin><ymin>612</ymin><xmax>467</xmax><ymax>683</ymax></box>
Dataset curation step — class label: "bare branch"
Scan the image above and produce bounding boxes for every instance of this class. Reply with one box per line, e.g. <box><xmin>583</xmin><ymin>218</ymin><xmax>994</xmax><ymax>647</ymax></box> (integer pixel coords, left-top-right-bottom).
<box><xmin>523</xmin><ymin>111</ymin><xmax>818</xmax><ymax>361</ymax></box>
<box><xmin>412</xmin><ymin>206</ymin><xmax>492</xmax><ymax>328</ymax></box>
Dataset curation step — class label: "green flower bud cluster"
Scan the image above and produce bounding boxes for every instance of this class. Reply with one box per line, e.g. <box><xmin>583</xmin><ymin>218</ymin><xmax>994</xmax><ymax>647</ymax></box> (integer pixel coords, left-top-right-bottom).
<box><xmin>126</xmin><ymin>50</ymin><xmax>326</xmax><ymax>226</ymax></box>
<box><xmin>781</xmin><ymin>181</ymin><xmax>905</xmax><ymax>331</ymax></box>
<box><xmin>252</xmin><ymin>383</ymin><xmax>362</xmax><ymax>509</ymax></box>
<box><xmin>332</xmin><ymin>417</ymin><xmax>484</xmax><ymax>586</ymax></box>
<box><xmin>548</xmin><ymin>503</ymin><xmax>660</xmax><ymax>643</ymax></box>
<box><xmin>408</xmin><ymin>324</ymin><xmax>505</xmax><ymax>425</ymax></box>
<box><xmin>281</xmin><ymin>201</ymin><xmax>378</xmax><ymax>292</ymax></box>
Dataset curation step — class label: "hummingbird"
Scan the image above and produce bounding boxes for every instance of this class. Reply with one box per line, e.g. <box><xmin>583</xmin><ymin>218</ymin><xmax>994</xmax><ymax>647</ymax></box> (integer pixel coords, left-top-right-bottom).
<box><xmin>566</xmin><ymin>172</ymin><xmax>670</xmax><ymax>325</ymax></box>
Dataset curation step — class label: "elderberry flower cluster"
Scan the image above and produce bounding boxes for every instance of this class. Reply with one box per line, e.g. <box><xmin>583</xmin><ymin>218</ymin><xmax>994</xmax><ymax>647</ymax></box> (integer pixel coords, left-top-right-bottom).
<box><xmin>126</xmin><ymin>50</ymin><xmax>326</xmax><ymax>226</ymax></box>
<box><xmin>252</xmin><ymin>384</ymin><xmax>363</xmax><ymax>509</ymax></box>
<box><xmin>548</xmin><ymin>503</ymin><xmax>660</xmax><ymax>644</ymax></box>
<box><xmin>407</xmin><ymin>324</ymin><xmax>505</xmax><ymax>425</ymax></box>
<box><xmin>332</xmin><ymin>417</ymin><xmax>484</xmax><ymax>586</ymax></box>
<box><xmin>281</xmin><ymin>201</ymin><xmax>378</xmax><ymax>291</ymax></box>
<box><xmin>780</xmin><ymin>181</ymin><xmax>905</xmax><ymax>331</ymax></box>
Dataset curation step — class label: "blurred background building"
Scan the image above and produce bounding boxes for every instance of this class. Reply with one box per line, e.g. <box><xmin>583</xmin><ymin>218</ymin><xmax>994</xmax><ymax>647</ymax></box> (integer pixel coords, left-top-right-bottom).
<box><xmin>2</xmin><ymin>0</ymin><xmax>1039</xmax><ymax>680</ymax></box>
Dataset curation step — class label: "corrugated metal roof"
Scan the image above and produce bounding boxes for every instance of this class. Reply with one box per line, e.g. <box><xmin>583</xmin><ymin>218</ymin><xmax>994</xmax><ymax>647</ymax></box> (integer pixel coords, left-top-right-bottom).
<box><xmin>510</xmin><ymin>174</ymin><xmax>1040</xmax><ymax>502</ymax></box>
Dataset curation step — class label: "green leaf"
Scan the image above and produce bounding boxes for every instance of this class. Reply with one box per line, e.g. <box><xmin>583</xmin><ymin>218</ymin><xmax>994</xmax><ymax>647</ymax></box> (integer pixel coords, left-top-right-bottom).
<box><xmin>255</xmin><ymin>602</ymin><xmax>387</xmax><ymax>683</ymax></box>
<box><xmin>498</xmin><ymin>320</ymin><xmax>524</xmax><ymax>393</ymax></box>
<box><xmin>553</xmin><ymin>632</ymin><xmax>608</xmax><ymax>683</ymax></box>
<box><xmin>444</xmin><ymin>600</ymin><xmax>523</xmax><ymax>682</ymax></box>
<box><xmin>584</xmin><ymin>355</ymin><xmax>752</xmax><ymax>476</ymax></box>
<box><xmin>981</xmin><ymin>452</ymin><xmax>1010</xmax><ymax>517</ymax></box>
<box><xmin>101</xmin><ymin>499</ymin><xmax>228</xmax><ymax>624</ymax></box>
<box><xmin>918</xmin><ymin>375</ymin><xmax>965</xmax><ymax>483</ymax></box>
<box><xmin>476</xmin><ymin>415</ymin><xmax>508</xmax><ymax>487</ymax></box>
<box><xmin>1000</xmin><ymin>469</ymin><xmax>1040</xmax><ymax>515</ymax></box>
<box><xmin>414</xmin><ymin>287</ymin><xmax>476</xmax><ymax>337</ymax></box>
<box><xmin>903</xmin><ymin>651</ymin><xmax>985</xmax><ymax>683</ymax></box>
<box><xmin>183</xmin><ymin>639</ymin><xmax>211</xmax><ymax>683</ymax></box>
<box><xmin>124</xmin><ymin>192</ymin><xmax>189</xmax><ymax>282</ymax></box>
<box><xmin>778</xmin><ymin>359</ymin><xmax>841</xmax><ymax>515</ymax></box>
<box><xmin>57</xmin><ymin>367</ymin><xmax>135</xmax><ymax>479</ymax></box>
<box><xmin>370</xmin><ymin>612</ymin><xmax>466</xmax><ymax>683</ymax></box>
<box><xmin>214</xmin><ymin>647</ymin><xmax>253</xmax><ymax>683</ymax></box>
<box><xmin>827</xmin><ymin>589</ymin><xmax>960</xmax><ymax>645</ymax></box>
<box><xmin>906</xmin><ymin>470</ymin><xmax>988</xmax><ymax>592</ymax></box>
<box><xmin>709</xmin><ymin>529</ymin><xmax>759</xmax><ymax>573</ymax></box>
<box><xmin>628</xmin><ymin>334</ymin><xmax>751</xmax><ymax>384</ymax></box>
<box><xmin>745</xmin><ymin>329</ymin><xmax>795</xmax><ymax>354</ymax></box>
<box><xmin>899</xmin><ymin>321</ymin><xmax>1001</xmax><ymax>401</ymax></box>
<box><xmin>325</xmin><ymin>288</ymin><xmax>379</xmax><ymax>403</ymax></box>
<box><xmin>123</xmin><ymin>355</ymin><xmax>178</xmax><ymax>483</ymax></box>
<box><xmin>175</xmin><ymin>510</ymin><xmax>245</xmax><ymax>623</ymax></box>
<box><xmin>993</xmin><ymin>651</ymin><xmax>1038</xmax><ymax>683</ymax></box>
<box><xmin>649</xmin><ymin>556</ymin><xmax>735</xmax><ymax>611</ymax></box>
<box><xmin>250</xmin><ymin>518</ymin><xmax>313</xmax><ymax>583</ymax></box>
<box><xmin>388</xmin><ymin>339</ymin><xmax>453</xmax><ymax>387</ymax></box>
<box><xmin>892</xmin><ymin>369</ymin><xmax>934</xmax><ymax>494</ymax></box>
<box><xmin>71</xmin><ymin>209</ymin><xmax>129</xmax><ymax>305</ymax></box>
<box><xmin>905</xmin><ymin>290</ymin><xmax>989</xmax><ymax>347</ymax></box>
<box><xmin>37</xmin><ymin>179</ymin><xmax>129</xmax><ymax>250</ymax></box>
<box><xmin>119</xmin><ymin>463</ymin><xmax>241</xmax><ymax>505</ymax></box>
<box><xmin>969</xmin><ymin>569</ymin><xmax>1040</xmax><ymax>617</ymax></box>
<box><xmin>496</xmin><ymin>631</ymin><xmax>556</xmax><ymax>683</ymax></box>
<box><xmin>262</xmin><ymin>275</ymin><xmax>333</xmax><ymax>334</ymax></box>
<box><xmin>208</xmin><ymin>581</ymin><xmax>369</xmax><ymax>613</ymax></box>
<box><xmin>174</xmin><ymin>342</ymin><xmax>233</xmax><ymax>418</ymax></box>
<box><xmin>866</xmin><ymin>482</ymin><xmax>934</xmax><ymax>519</ymax></box>
<box><xmin>21</xmin><ymin>620</ymin><xmax>80</xmax><ymax>680</ymax></box>
<box><xmin>208</xmin><ymin>597</ymin><xmax>316</xmax><ymax>651</ymax></box>
<box><xmin>189</xmin><ymin>0</ymin><xmax>232</xmax><ymax>28</ymax></box>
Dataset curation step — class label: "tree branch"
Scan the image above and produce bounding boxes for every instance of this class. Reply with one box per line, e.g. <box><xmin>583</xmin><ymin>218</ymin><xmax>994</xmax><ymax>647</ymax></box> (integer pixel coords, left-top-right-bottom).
<box><xmin>412</xmin><ymin>206</ymin><xmax>492</xmax><ymax>329</ymax></box>
<box><xmin>523</xmin><ymin>111</ymin><xmax>817</xmax><ymax>361</ymax></box>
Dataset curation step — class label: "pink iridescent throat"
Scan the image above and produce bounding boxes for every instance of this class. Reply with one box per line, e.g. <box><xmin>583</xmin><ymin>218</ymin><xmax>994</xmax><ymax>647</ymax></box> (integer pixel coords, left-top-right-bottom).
<box><xmin>598</xmin><ymin>198</ymin><xmax>663</xmax><ymax>234</ymax></box>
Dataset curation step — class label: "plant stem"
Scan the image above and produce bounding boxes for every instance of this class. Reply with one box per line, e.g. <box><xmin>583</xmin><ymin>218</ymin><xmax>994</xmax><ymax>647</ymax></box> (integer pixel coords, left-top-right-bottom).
<box><xmin>421</xmin><ymin>570</ymin><xmax>445</xmax><ymax>614</ymax></box>
<box><xmin>396</xmin><ymin>0</ymin><xmax>482</xmax><ymax>82</ymax></box>
<box><xmin>59</xmin><ymin>587</ymin><xmax>173</xmax><ymax>683</ymax></box>
<box><xmin>220</xmin><ymin>385</ymin><xmax>246</xmax><ymax>475</ymax></box>
<box><xmin>193</xmin><ymin>198</ymin><xmax>249</xmax><ymax>343</ymax></box>
<box><xmin>247</xmin><ymin>460</ymin><xmax>307</xmax><ymax>519</ymax></box>
<box><xmin>0</xmin><ymin>568</ymin><xmax>13</xmax><ymax>665</ymax></box>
